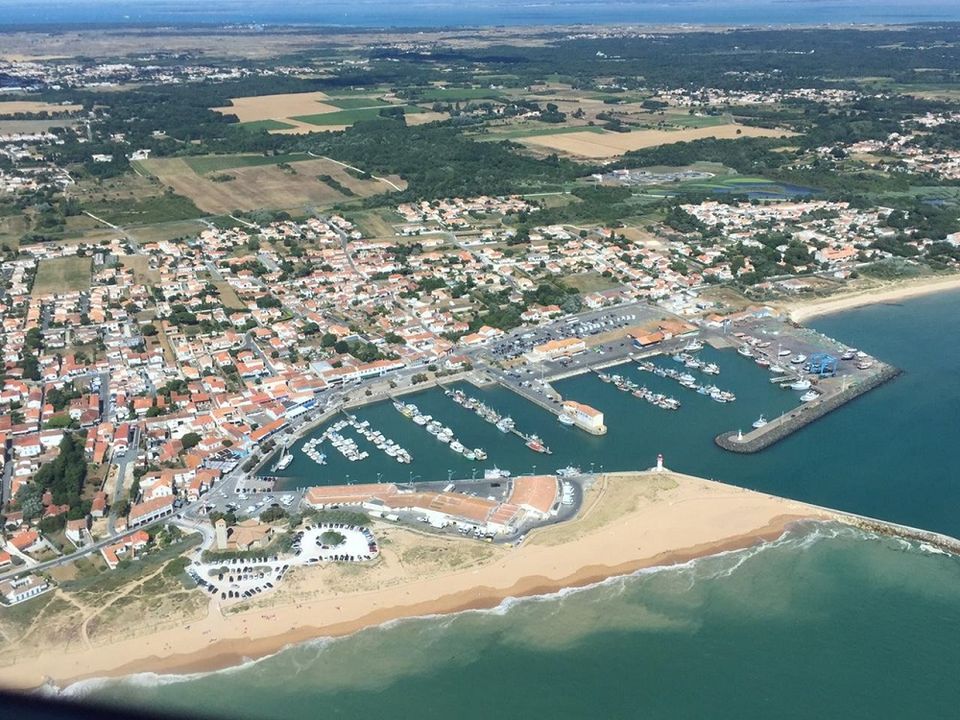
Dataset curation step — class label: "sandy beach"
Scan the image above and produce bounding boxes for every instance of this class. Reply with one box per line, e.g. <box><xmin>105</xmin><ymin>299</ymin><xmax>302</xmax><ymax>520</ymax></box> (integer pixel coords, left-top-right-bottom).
<box><xmin>0</xmin><ymin>471</ymin><xmax>839</xmax><ymax>691</ymax></box>
<box><xmin>787</xmin><ymin>274</ymin><xmax>960</xmax><ymax>323</ymax></box>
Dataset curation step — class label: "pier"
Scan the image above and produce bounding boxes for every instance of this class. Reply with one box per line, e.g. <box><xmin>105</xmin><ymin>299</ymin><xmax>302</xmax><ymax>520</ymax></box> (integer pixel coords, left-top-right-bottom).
<box><xmin>715</xmin><ymin>364</ymin><xmax>901</xmax><ymax>453</ymax></box>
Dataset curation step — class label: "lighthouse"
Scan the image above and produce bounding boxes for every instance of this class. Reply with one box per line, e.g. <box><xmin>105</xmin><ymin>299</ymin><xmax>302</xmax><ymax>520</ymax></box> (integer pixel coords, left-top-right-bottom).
<box><xmin>655</xmin><ymin>453</ymin><xmax>664</xmax><ymax>472</ymax></box>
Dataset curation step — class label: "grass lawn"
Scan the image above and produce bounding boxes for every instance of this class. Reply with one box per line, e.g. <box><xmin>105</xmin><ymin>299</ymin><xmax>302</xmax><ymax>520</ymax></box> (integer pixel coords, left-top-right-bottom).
<box><xmin>292</xmin><ymin>106</ymin><xmax>424</xmax><ymax>126</ymax></box>
<box><xmin>183</xmin><ymin>153</ymin><xmax>313</xmax><ymax>175</ymax></box>
<box><xmin>241</xmin><ymin>119</ymin><xmax>296</xmax><ymax>132</ymax></box>
<box><xmin>325</xmin><ymin>97</ymin><xmax>390</xmax><ymax>109</ymax></box>
<box><xmin>213</xmin><ymin>280</ymin><xmax>246</xmax><ymax>310</ymax></box>
<box><xmin>346</xmin><ymin>208</ymin><xmax>402</xmax><ymax>238</ymax></box>
<box><xmin>561</xmin><ymin>271</ymin><xmax>621</xmax><ymax>294</ymax></box>
<box><xmin>33</xmin><ymin>255</ymin><xmax>92</xmax><ymax>296</ymax></box>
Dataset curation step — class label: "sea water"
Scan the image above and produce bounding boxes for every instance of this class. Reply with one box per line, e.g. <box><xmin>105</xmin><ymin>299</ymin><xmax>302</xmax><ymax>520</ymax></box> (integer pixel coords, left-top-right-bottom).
<box><xmin>74</xmin><ymin>291</ymin><xmax>960</xmax><ymax>715</ymax></box>
<box><xmin>76</xmin><ymin>525</ymin><xmax>960</xmax><ymax>719</ymax></box>
<box><xmin>277</xmin><ymin>289</ymin><xmax>960</xmax><ymax>538</ymax></box>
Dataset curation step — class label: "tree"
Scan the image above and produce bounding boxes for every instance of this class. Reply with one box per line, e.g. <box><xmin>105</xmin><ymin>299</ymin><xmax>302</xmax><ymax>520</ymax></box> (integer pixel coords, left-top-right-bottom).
<box><xmin>141</xmin><ymin>323</ymin><xmax>158</xmax><ymax>336</ymax></box>
<box><xmin>181</xmin><ymin>432</ymin><xmax>201</xmax><ymax>450</ymax></box>
<box><xmin>320</xmin><ymin>530</ymin><xmax>346</xmax><ymax>546</ymax></box>
<box><xmin>15</xmin><ymin>484</ymin><xmax>43</xmax><ymax>521</ymax></box>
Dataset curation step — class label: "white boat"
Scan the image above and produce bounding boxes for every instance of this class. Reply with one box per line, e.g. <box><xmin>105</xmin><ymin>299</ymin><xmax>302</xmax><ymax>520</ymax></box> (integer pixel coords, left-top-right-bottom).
<box><xmin>684</xmin><ymin>340</ymin><xmax>704</xmax><ymax>352</ymax></box>
<box><xmin>473</xmin><ymin>448</ymin><xmax>487</xmax><ymax>460</ymax></box>
<box><xmin>450</xmin><ymin>440</ymin><xmax>465</xmax><ymax>453</ymax></box>
<box><xmin>275</xmin><ymin>454</ymin><xmax>293</xmax><ymax>471</ymax></box>
<box><xmin>737</xmin><ymin>344</ymin><xmax>753</xmax><ymax>358</ymax></box>
<box><xmin>558</xmin><ymin>414</ymin><xmax>575</xmax><ymax>426</ymax></box>
<box><xmin>496</xmin><ymin>417</ymin><xmax>515</xmax><ymax>433</ymax></box>
<box><xmin>485</xmin><ymin>467</ymin><xmax>511</xmax><ymax>480</ymax></box>
<box><xmin>789</xmin><ymin>379</ymin><xmax>812</xmax><ymax>391</ymax></box>
<box><xmin>702</xmin><ymin>363</ymin><xmax>720</xmax><ymax>375</ymax></box>
<box><xmin>790</xmin><ymin>354</ymin><xmax>807</xmax><ymax>365</ymax></box>
<box><xmin>752</xmin><ymin>415</ymin><xmax>768</xmax><ymax>429</ymax></box>
<box><xmin>801</xmin><ymin>390</ymin><xmax>820</xmax><ymax>402</ymax></box>
<box><xmin>778</xmin><ymin>349</ymin><xmax>792</xmax><ymax>358</ymax></box>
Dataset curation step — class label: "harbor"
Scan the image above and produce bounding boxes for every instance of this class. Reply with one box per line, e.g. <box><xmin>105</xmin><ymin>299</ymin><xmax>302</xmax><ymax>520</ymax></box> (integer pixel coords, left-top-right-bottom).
<box><xmin>259</xmin><ymin>309</ymin><xmax>900</xmax><ymax>505</ymax></box>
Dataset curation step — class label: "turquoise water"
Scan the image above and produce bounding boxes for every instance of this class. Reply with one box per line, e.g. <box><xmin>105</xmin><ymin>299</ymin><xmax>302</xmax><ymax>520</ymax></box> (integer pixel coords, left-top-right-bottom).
<box><xmin>79</xmin><ymin>525</ymin><xmax>960</xmax><ymax>719</ymax></box>
<box><xmin>76</xmin><ymin>291</ymin><xmax>960</xmax><ymax>716</ymax></box>
<box><xmin>279</xmin><ymin>289</ymin><xmax>960</xmax><ymax>538</ymax></box>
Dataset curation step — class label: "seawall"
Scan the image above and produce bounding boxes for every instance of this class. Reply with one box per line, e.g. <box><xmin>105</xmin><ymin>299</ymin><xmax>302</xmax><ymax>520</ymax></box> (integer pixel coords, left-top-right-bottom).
<box><xmin>715</xmin><ymin>364</ymin><xmax>901</xmax><ymax>453</ymax></box>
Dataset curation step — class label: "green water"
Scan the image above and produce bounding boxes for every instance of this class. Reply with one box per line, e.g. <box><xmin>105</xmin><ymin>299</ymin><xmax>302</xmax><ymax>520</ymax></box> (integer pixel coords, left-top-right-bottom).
<box><xmin>76</xmin><ymin>291</ymin><xmax>960</xmax><ymax>716</ymax></box>
<box><xmin>79</xmin><ymin>526</ymin><xmax>960</xmax><ymax>719</ymax></box>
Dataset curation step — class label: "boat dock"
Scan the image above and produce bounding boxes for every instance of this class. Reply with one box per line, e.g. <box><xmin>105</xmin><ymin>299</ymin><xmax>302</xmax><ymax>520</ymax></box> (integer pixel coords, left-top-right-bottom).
<box><xmin>716</xmin><ymin>364</ymin><xmax>901</xmax><ymax>453</ymax></box>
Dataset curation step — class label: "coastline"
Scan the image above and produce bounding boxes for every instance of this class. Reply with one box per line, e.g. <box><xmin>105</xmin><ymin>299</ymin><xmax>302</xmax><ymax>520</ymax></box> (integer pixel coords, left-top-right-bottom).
<box><xmin>787</xmin><ymin>273</ymin><xmax>960</xmax><ymax>323</ymax></box>
<box><xmin>0</xmin><ymin>471</ymin><xmax>840</xmax><ymax>692</ymax></box>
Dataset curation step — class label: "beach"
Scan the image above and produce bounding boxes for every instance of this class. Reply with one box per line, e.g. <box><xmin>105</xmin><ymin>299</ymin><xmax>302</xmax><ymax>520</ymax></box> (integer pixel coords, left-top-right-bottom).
<box><xmin>0</xmin><ymin>471</ymin><xmax>836</xmax><ymax>691</ymax></box>
<box><xmin>787</xmin><ymin>273</ymin><xmax>960</xmax><ymax>323</ymax></box>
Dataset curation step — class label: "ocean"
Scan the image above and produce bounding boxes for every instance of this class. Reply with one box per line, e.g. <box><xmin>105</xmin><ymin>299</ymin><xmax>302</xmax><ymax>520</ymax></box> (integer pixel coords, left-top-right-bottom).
<box><xmin>74</xmin><ymin>525</ymin><xmax>960</xmax><ymax>719</ymax></box>
<box><xmin>3</xmin><ymin>0</ymin><xmax>960</xmax><ymax>27</ymax></box>
<box><xmin>70</xmin><ymin>289</ymin><xmax>960</xmax><ymax>716</ymax></box>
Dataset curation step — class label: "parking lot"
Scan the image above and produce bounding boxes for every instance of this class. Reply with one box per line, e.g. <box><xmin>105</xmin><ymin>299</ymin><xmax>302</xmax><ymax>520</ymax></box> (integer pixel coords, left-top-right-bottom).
<box><xmin>189</xmin><ymin>522</ymin><xmax>378</xmax><ymax>603</ymax></box>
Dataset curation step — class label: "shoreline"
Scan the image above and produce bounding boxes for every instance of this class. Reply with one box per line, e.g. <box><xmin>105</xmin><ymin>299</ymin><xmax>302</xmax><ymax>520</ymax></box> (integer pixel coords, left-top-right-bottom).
<box><xmin>0</xmin><ymin>471</ymin><xmax>840</xmax><ymax>692</ymax></box>
<box><xmin>787</xmin><ymin>273</ymin><xmax>960</xmax><ymax>323</ymax></box>
<box><xmin>64</xmin><ymin>513</ymin><xmax>807</xmax><ymax>687</ymax></box>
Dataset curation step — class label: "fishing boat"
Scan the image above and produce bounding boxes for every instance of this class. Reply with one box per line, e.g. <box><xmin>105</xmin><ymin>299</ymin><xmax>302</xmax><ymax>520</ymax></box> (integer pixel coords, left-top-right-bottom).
<box><xmin>754</xmin><ymin>357</ymin><xmax>770</xmax><ymax>368</ymax></box>
<box><xmin>702</xmin><ymin>363</ymin><xmax>720</xmax><ymax>375</ymax></box>
<box><xmin>473</xmin><ymin>448</ymin><xmax>487</xmax><ymax>460</ymax></box>
<box><xmin>800</xmin><ymin>390</ymin><xmax>820</xmax><ymax>402</ymax></box>
<box><xmin>558</xmin><ymin>413</ymin><xmax>575</xmax><ymax>426</ymax></box>
<box><xmin>857</xmin><ymin>360</ymin><xmax>874</xmax><ymax>370</ymax></box>
<box><xmin>841</xmin><ymin>350</ymin><xmax>856</xmax><ymax>361</ymax></box>
<box><xmin>752</xmin><ymin>415</ymin><xmax>768</xmax><ymax>429</ymax></box>
<box><xmin>485</xmin><ymin>467</ymin><xmax>511</xmax><ymax>480</ymax></box>
<box><xmin>450</xmin><ymin>440</ymin><xmax>465</xmax><ymax>453</ymax></box>
<box><xmin>737</xmin><ymin>344</ymin><xmax>754</xmax><ymax>358</ymax></box>
<box><xmin>496</xmin><ymin>416</ymin><xmax>515</xmax><ymax>433</ymax></box>
<box><xmin>557</xmin><ymin>466</ymin><xmax>581</xmax><ymax>477</ymax></box>
<box><xmin>525</xmin><ymin>435</ymin><xmax>548</xmax><ymax>453</ymax></box>
<box><xmin>597</xmin><ymin>372</ymin><xmax>612</xmax><ymax>383</ymax></box>
<box><xmin>790</xmin><ymin>354</ymin><xmax>807</xmax><ymax>365</ymax></box>
<box><xmin>684</xmin><ymin>340</ymin><xmax>704</xmax><ymax>352</ymax></box>
<box><xmin>789</xmin><ymin>378</ymin><xmax>812</xmax><ymax>391</ymax></box>
<box><xmin>778</xmin><ymin>349</ymin><xmax>792</xmax><ymax>358</ymax></box>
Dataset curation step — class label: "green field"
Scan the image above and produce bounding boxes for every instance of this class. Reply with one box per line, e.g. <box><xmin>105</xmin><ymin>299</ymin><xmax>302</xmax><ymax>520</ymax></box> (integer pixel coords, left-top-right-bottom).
<box><xmin>291</xmin><ymin>106</ymin><xmax>423</xmax><ymax>127</ymax></box>
<box><xmin>325</xmin><ymin>98</ymin><xmax>390</xmax><ymax>109</ymax></box>
<box><xmin>33</xmin><ymin>255</ymin><xmax>93</xmax><ymax>296</ymax></box>
<box><xmin>665</xmin><ymin>113</ymin><xmax>730</xmax><ymax>128</ymax></box>
<box><xmin>84</xmin><ymin>192</ymin><xmax>206</xmax><ymax>226</ymax></box>
<box><xmin>476</xmin><ymin>125</ymin><xmax>607</xmax><ymax>141</ymax></box>
<box><xmin>240</xmin><ymin>119</ymin><xmax>296</xmax><ymax>132</ymax></box>
<box><xmin>408</xmin><ymin>88</ymin><xmax>504</xmax><ymax>102</ymax></box>
<box><xmin>182</xmin><ymin>153</ymin><xmax>313</xmax><ymax>174</ymax></box>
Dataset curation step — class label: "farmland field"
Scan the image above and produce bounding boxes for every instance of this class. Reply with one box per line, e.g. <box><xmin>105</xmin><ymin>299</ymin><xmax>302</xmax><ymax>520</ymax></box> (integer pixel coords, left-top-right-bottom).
<box><xmin>407</xmin><ymin>88</ymin><xmax>504</xmax><ymax>102</ymax></box>
<box><xmin>476</xmin><ymin>124</ymin><xmax>606</xmax><ymax>140</ymax></box>
<box><xmin>325</xmin><ymin>98</ymin><xmax>390</xmax><ymax>109</ymax></box>
<box><xmin>0</xmin><ymin>100</ymin><xmax>81</xmax><ymax>116</ymax></box>
<box><xmin>291</xmin><ymin>106</ymin><xmax>424</xmax><ymax>126</ymax></box>
<box><xmin>32</xmin><ymin>256</ymin><xmax>93</xmax><ymax>296</ymax></box>
<box><xmin>214</xmin><ymin>92</ymin><xmax>337</xmax><ymax>122</ymax></box>
<box><xmin>137</xmin><ymin>157</ymin><xmax>403</xmax><ymax>214</ymax></box>
<box><xmin>181</xmin><ymin>153</ymin><xmax>314</xmax><ymax>175</ymax></box>
<box><xmin>521</xmin><ymin>124</ymin><xmax>796</xmax><ymax>159</ymax></box>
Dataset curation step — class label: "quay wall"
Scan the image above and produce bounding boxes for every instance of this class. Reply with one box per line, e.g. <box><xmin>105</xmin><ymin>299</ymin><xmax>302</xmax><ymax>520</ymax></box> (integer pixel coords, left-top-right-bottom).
<box><xmin>715</xmin><ymin>365</ymin><xmax>902</xmax><ymax>454</ymax></box>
